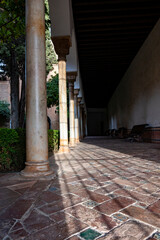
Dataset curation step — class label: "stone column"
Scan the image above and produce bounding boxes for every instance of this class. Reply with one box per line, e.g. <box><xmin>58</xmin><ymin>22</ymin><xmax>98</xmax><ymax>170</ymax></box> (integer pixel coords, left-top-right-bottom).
<box><xmin>21</xmin><ymin>0</ymin><xmax>53</xmax><ymax>177</ymax></box>
<box><xmin>84</xmin><ymin>111</ymin><xmax>88</xmax><ymax>136</ymax></box>
<box><xmin>83</xmin><ymin>110</ymin><xmax>86</xmax><ymax>137</ymax></box>
<box><xmin>67</xmin><ymin>72</ymin><xmax>77</xmax><ymax>147</ymax></box>
<box><xmin>80</xmin><ymin>103</ymin><xmax>84</xmax><ymax>139</ymax></box>
<box><xmin>74</xmin><ymin>89</ymin><xmax>80</xmax><ymax>143</ymax></box>
<box><xmin>77</xmin><ymin>97</ymin><xmax>82</xmax><ymax>140</ymax></box>
<box><xmin>83</xmin><ymin>108</ymin><xmax>86</xmax><ymax>138</ymax></box>
<box><xmin>52</xmin><ymin>36</ymin><xmax>71</xmax><ymax>153</ymax></box>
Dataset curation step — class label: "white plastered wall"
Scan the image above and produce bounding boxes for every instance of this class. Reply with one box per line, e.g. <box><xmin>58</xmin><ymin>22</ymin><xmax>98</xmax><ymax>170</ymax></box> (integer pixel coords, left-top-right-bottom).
<box><xmin>48</xmin><ymin>0</ymin><xmax>72</xmax><ymax>37</ymax></box>
<box><xmin>108</xmin><ymin>18</ymin><xmax>160</xmax><ymax>129</ymax></box>
<box><xmin>66</xmin><ymin>28</ymin><xmax>78</xmax><ymax>72</ymax></box>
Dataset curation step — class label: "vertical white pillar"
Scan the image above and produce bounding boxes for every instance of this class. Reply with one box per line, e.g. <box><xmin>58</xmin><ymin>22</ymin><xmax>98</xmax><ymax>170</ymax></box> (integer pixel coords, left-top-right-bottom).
<box><xmin>52</xmin><ymin>37</ymin><xmax>71</xmax><ymax>153</ymax></box>
<box><xmin>80</xmin><ymin>103</ymin><xmax>84</xmax><ymax>139</ymax></box>
<box><xmin>21</xmin><ymin>0</ymin><xmax>53</xmax><ymax>177</ymax></box>
<box><xmin>67</xmin><ymin>72</ymin><xmax>77</xmax><ymax>147</ymax></box>
<box><xmin>77</xmin><ymin>97</ymin><xmax>82</xmax><ymax>140</ymax></box>
<box><xmin>84</xmin><ymin>110</ymin><xmax>88</xmax><ymax>136</ymax></box>
<box><xmin>74</xmin><ymin>89</ymin><xmax>80</xmax><ymax>143</ymax></box>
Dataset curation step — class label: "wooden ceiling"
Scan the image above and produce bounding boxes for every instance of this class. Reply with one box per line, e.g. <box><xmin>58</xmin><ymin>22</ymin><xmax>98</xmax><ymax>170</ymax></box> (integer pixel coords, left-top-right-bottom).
<box><xmin>72</xmin><ymin>0</ymin><xmax>160</xmax><ymax>107</ymax></box>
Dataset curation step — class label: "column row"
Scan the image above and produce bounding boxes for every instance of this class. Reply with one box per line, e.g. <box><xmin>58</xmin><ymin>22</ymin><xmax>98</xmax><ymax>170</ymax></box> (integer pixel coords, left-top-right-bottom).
<box><xmin>22</xmin><ymin>0</ymin><xmax>87</xmax><ymax>177</ymax></box>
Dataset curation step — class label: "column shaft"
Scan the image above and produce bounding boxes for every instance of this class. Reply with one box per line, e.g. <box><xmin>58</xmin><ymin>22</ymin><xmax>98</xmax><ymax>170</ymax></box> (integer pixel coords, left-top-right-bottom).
<box><xmin>83</xmin><ymin>111</ymin><xmax>86</xmax><ymax>137</ymax></box>
<box><xmin>80</xmin><ymin>106</ymin><xmax>83</xmax><ymax>139</ymax></box>
<box><xmin>58</xmin><ymin>60</ymin><xmax>69</xmax><ymax>152</ymax></box>
<box><xmin>84</xmin><ymin>112</ymin><xmax>88</xmax><ymax>136</ymax></box>
<box><xmin>67</xmin><ymin>72</ymin><xmax>77</xmax><ymax>147</ymax></box>
<box><xmin>77</xmin><ymin>97</ymin><xmax>82</xmax><ymax>140</ymax></box>
<box><xmin>52</xmin><ymin>37</ymin><xmax>71</xmax><ymax>153</ymax></box>
<box><xmin>74</xmin><ymin>90</ymin><xmax>79</xmax><ymax>143</ymax></box>
<box><xmin>21</xmin><ymin>0</ymin><xmax>52</xmax><ymax>177</ymax></box>
<box><xmin>78</xmin><ymin>104</ymin><xmax>81</xmax><ymax>140</ymax></box>
<box><xmin>69</xmin><ymin>80</ymin><xmax>75</xmax><ymax>146</ymax></box>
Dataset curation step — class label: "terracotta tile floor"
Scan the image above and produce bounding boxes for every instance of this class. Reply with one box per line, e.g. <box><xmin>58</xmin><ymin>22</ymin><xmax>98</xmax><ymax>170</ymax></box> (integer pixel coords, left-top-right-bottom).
<box><xmin>0</xmin><ymin>137</ymin><xmax>160</xmax><ymax>240</ymax></box>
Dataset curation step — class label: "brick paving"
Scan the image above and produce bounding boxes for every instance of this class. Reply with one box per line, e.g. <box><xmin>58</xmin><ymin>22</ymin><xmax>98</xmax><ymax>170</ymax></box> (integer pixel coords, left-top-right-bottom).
<box><xmin>0</xmin><ymin>137</ymin><xmax>160</xmax><ymax>239</ymax></box>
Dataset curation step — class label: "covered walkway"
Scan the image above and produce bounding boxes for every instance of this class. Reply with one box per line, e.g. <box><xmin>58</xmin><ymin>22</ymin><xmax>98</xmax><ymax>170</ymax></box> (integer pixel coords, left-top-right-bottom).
<box><xmin>0</xmin><ymin>137</ymin><xmax>160</xmax><ymax>239</ymax></box>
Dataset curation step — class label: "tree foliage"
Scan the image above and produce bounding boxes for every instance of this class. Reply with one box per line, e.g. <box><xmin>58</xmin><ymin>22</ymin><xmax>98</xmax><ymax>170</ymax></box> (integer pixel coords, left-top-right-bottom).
<box><xmin>0</xmin><ymin>0</ymin><xmax>25</xmax><ymax>128</ymax></box>
<box><xmin>0</xmin><ymin>0</ymin><xmax>25</xmax><ymax>78</ymax></box>
<box><xmin>0</xmin><ymin>0</ymin><xmax>57</xmax><ymax>128</ymax></box>
<box><xmin>47</xmin><ymin>74</ymin><xmax>59</xmax><ymax>108</ymax></box>
<box><xmin>0</xmin><ymin>0</ymin><xmax>56</xmax><ymax>76</ymax></box>
<box><xmin>46</xmin><ymin>30</ymin><xmax>57</xmax><ymax>75</ymax></box>
<box><xmin>0</xmin><ymin>0</ymin><xmax>25</xmax><ymax>44</ymax></box>
<box><xmin>45</xmin><ymin>0</ymin><xmax>58</xmax><ymax>108</ymax></box>
<box><xmin>45</xmin><ymin>0</ymin><xmax>57</xmax><ymax>75</ymax></box>
<box><xmin>0</xmin><ymin>0</ymin><xmax>25</xmax><ymax>80</ymax></box>
<box><xmin>0</xmin><ymin>38</ymin><xmax>25</xmax><ymax>79</ymax></box>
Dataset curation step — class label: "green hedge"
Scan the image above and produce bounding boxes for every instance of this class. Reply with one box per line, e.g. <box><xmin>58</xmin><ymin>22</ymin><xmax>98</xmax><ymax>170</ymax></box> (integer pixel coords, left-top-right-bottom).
<box><xmin>0</xmin><ymin>128</ymin><xmax>59</xmax><ymax>172</ymax></box>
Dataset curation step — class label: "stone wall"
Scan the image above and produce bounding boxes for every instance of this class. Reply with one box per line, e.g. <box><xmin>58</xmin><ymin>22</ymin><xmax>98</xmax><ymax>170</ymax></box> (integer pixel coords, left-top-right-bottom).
<box><xmin>108</xmin><ymin>19</ymin><xmax>160</xmax><ymax>130</ymax></box>
<box><xmin>47</xmin><ymin>106</ymin><xmax>59</xmax><ymax>130</ymax></box>
<box><xmin>0</xmin><ymin>81</ymin><xmax>10</xmax><ymax>103</ymax></box>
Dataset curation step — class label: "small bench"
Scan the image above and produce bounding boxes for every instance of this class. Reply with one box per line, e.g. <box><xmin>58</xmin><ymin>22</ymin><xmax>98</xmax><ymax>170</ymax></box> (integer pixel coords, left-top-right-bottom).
<box><xmin>128</xmin><ymin>124</ymin><xmax>149</xmax><ymax>142</ymax></box>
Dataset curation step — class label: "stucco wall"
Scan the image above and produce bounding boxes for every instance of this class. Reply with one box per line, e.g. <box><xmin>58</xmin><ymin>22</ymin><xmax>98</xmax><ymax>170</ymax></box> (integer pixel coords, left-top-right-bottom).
<box><xmin>49</xmin><ymin>0</ymin><xmax>72</xmax><ymax>37</ymax></box>
<box><xmin>108</xmin><ymin>18</ymin><xmax>160</xmax><ymax>129</ymax></box>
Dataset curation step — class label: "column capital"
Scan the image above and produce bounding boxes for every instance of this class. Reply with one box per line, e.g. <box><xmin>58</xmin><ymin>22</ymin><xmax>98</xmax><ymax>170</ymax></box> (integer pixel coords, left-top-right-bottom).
<box><xmin>77</xmin><ymin>96</ymin><xmax>82</xmax><ymax>104</ymax></box>
<box><xmin>52</xmin><ymin>36</ymin><xmax>71</xmax><ymax>61</ymax></box>
<box><xmin>80</xmin><ymin>102</ymin><xmax>84</xmax><ymax>108</ymax></box>
<box><xmin>74</xmin><ymin>88</ymin><xmax>80</xmax><ymax>96</ymax></box>
<box><xmin>67</xmin><ymin>71</ymin><xmax>77</xmax><ymax>86</ymax></box>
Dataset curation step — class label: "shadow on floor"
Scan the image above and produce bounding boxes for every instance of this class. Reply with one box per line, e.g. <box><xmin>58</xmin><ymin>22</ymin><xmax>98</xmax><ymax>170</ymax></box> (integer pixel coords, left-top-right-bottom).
<box><xmin>0</xmin><ymin>137</ymin><xmax>160</xmax><ymax>239</ymax></box>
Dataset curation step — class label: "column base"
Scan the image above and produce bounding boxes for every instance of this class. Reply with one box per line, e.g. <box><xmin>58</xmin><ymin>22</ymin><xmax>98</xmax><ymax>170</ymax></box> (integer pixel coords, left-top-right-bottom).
<box><xmin>69</xmin><ymin>138</ymin><xmax>75</xmax><ymax>147</ymax></box>
<box><xmin>21</xmin><ymin>160</ymin><xmax>54</xmax><ymax>178</ymax></box>
<box><xmin>75</xmin><ymin>138</ymin><xmax>80</xmax><ymax>143</ymax></box>
<box><xmin>58</xmin><ymin>145</ymin><xmax>70</xmax><ymax>153</ymax></box>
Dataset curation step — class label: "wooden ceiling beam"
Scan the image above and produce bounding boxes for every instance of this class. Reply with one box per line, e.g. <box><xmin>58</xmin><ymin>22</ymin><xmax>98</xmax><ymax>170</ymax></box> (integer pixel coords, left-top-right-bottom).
<box><xmin>74</xmin><ymin>0</ymin><xmax>156</xmax><ymax>7</ymax></box>
<box><xmin>75</xmin><ymin>13</ymin><xmax>159</xmax><ymax>21</ymax></box>
<box><xmin>75</xmin><ymin>6</ymin><xmax>160</xmax><ymax>14</ymax></box>
<box><xmin>78</xmin><ymin>36</ymin><xmax>145</xmax><ymax>42</ymax></box>
<box><xmin>77</xmin><ymin>31</ymin><xmax>148</xmax><ymax>38</ymax></box>
<box><xmin>79</xmin><ymin>44</ymin><xmax>141</xmax><ymax>49</ymax></box>
<box><xmin>79</xmin><ymin>48</ymin><xmax>137</xmax><ymax>52</ymax></box>
<box><xmin>77</xmin><ymin>18</ymin><xmax>158</xmax><ymax>28</ymax></box>
<box><xmin>71</xmin><ymin>0</ymin><xmax>160</xmax><ymax>107</ymax></box>
<box><xmin>77</xmin><ymin>25</ymin><xmax>152</xmax><ymax>33</ymax></box>
<box><xmin>79</xmin><ymin>40</ymin><xmax>142</xmax><ymax>45</ymax></box>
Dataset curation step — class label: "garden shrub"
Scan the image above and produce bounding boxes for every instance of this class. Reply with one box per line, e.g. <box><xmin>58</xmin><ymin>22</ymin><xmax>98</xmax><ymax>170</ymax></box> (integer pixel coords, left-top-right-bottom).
<box><xmin>0</xmin><ymin>101</ymin><xmax>10</xmax><ymax>120</ymax></box>
<box><xmin>0</xmin><ymin>128</ymin><xmax>59</xmax><ymax>172</ymax></box>
<box><xmin>0</xmin><ymin>128</ymin><xmax>21</xmax><ymax>171</ymax></box>
<box><xmin>14</xmin><ymin>128</ymin><xmax>26</xmax><ymax>170</ymax></box>
<box><xmin>0</xmin><ymin>101</ymin><xmax>10</xmax><ymax>127</ymax></box>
